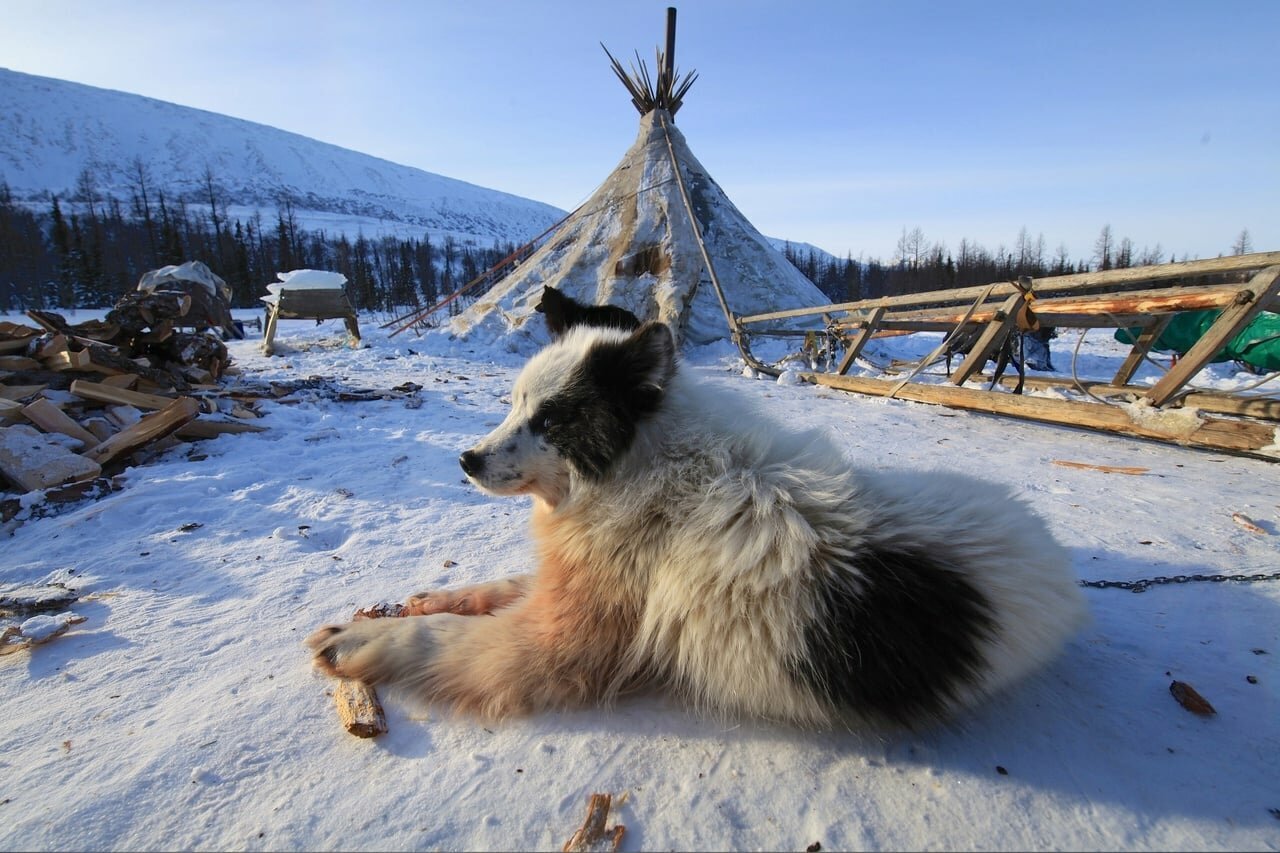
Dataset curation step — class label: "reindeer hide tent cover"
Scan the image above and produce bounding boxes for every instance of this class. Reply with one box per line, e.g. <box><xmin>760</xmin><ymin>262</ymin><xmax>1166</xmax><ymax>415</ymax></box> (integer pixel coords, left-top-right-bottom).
<box><xmin>444</xmin><ymin>106</ymin><xmax>829</xmax><ymax>354</ymax></box>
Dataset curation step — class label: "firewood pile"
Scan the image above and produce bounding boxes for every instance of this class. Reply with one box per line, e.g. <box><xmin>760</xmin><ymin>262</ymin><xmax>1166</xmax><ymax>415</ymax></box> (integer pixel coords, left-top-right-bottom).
<box><xmin>1</xmin><ymin>293</ymin><xmax>268</xmax><ymax>526</ymax></box>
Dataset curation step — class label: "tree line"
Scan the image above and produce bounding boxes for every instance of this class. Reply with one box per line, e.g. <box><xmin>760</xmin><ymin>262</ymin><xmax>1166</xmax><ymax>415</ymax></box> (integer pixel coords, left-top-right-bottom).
<box><xmin>0</xmin><ymin>162</ymin><xmax>1257</xmax><ymax>315</ymax></box>
<box><xmin>783</xmin><ymin>224</ymin><xmax>1256</xmax><ymax>305</ymax></box>
<box><xmin>0</xmin><ymin>164</ymin><xmax>517</xmax><ymax>317</ymax></box>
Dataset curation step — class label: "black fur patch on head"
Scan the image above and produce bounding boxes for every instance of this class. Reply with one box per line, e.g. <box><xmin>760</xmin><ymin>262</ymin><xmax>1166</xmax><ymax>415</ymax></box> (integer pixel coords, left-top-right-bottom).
<box><xmin>533</xmin><ymin>322</ymin><xmax>675</xmax><ymax>479</ymax></box>
<box><xmin>536</xmin><ymin>286</ymin><xmax>642</xmax><ymax>338</ymax></box>
<box><xmin>790</xmin><ymin>547</ymin><xmax>996</xmax><ymax>726</ymax></box>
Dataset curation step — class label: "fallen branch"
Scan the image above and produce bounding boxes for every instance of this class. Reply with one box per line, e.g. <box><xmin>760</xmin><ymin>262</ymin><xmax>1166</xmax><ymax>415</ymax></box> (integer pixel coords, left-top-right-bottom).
<box><xmin>1051</xmin><ymin>460</ymin><xmax>1150</xmax><ymax>475</ymax></box>
<box><xmin>334</xmin><ymin>679</ymin><xmax>388</xmax><ymax>738</ymax></box>
<box><xmin>1232</xmin><ymin>512</ymin><xmax>1267</xmax><ymax>534</ymax></box>
<box><xmin>0</xmin><ymin>612</ymin><xmax>86</xmax><ymax>656</ymax></box>
<box><xmin>1169</xmin><ymin>680</ymin><xmax>1216</xmax><ymax>716</ymax></box>
<box><xmin>563</xmin><ymin>793</ymin><xmax>625</xmax><ymax>853</ymax></box>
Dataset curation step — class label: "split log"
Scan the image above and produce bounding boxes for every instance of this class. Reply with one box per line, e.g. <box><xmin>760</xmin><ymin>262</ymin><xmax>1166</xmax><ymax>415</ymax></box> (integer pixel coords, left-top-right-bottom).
<box><xmin>0</xmin><ymin>398</ymin><xmax>23</xmax><ymax>424</ymax></box>
<box><xmin>20</xmin><ymin>398</ymin><xmax>99</xmax><ymax>448</ymax></box>
<box><xmin>0</xmin><ymin>355</ymin><xmax>41</xmax><ymax>371</ymax></box>
<box><xmin>176</xmin><ymin>418</ymin><xmax>268</xmax><ymax>439</ymax></box>
<box><xmin>83</xmin><ymin>396</ymin><xmax>200</xmax><ymax>466</ymax></box>
<box><xmin>0</xmin><ymin>424</ymin><xmax>102</xmax><ymax>491</ymax></box>
<box><xmin>82</xmin><ymin>417</ymin><xmax>115</xmax><ymax>443</ymax></box>
<box><xmin>0</xmin><ymin>384</ymin><xmax>47</xmax><ymax>401</ymax></box>
<box><xmin>563</xmin><ymin>793</ymin><xmax>625</xmax><ymax>853</ymax></box>
<box><xmin>24</xmin><ymin>310</ymin><xmax>74</xmax><ymax>336</ymax></box>
<box><xmin>35</xmin><ymin>334</ymin><xmax>69</xmax><ymax>360</ymax></box>
<box><xmin>69</xmin><ymin>379</ymin><xmax>178</xmax><ymax>411</ymax></box>
<box><xmin>334</xmin><ymin>679</ymin><xmax>388</xmax><ymax>738</ymax></box>
<box><xmin>99</xmin><ymin>373</ymin><xmax>139</xmax><ymax>390</ymax></box>
<box><xmin>106</xmin><ymin>290</ymin><xmax>193</xmax><ymax>329</ymax></box>
<box><xmin>0</xmin><ymin>322</ymin><xmax>41</xmax><ymax>354</ymax></box>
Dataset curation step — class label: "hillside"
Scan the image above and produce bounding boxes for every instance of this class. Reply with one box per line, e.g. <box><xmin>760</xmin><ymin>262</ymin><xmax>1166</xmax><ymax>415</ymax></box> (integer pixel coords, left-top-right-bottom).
<box><xmin>0</xmin><ymin>68</ymin><xmax>566</xmax><ymax>246</ymax></box>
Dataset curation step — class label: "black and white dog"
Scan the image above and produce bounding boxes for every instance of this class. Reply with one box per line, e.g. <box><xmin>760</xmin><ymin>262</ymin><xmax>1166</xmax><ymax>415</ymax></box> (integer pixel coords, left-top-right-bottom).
<box><xmin>310</xmin><ymin>317</ymin><xmax>1084</xmax><ymax>728</ymax></box>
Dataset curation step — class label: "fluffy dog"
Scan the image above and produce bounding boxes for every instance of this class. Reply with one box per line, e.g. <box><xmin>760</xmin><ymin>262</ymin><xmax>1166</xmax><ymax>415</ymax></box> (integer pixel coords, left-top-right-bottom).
<box><xmin>308</xmin><ymin>322</ymin><xmax>1086</xmax><ymax>728</ymax></box>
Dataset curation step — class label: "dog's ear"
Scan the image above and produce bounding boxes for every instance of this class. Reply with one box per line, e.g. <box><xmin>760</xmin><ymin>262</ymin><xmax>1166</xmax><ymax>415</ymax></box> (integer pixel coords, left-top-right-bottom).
<box><xmin>586</xmin><ymin>321</ymin><xmax>675</xmax><ymax>417</ymax></box>
<box><xmin>536</xmin><ymin>286</ymin><xmax>572</xmax><ymax>337</ymax></box>
<box><xmin>627</xmin><ymin>321</ymin><xmax>676</xmax><ymax>392</ymax></box>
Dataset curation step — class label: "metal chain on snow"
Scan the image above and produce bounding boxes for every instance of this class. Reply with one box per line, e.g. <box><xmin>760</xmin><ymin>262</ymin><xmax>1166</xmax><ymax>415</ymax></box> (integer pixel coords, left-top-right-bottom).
<box><xmin>1079</xmin><ymin>570</ymin><xmax>1280</xmax><ymax>593</ymax></box>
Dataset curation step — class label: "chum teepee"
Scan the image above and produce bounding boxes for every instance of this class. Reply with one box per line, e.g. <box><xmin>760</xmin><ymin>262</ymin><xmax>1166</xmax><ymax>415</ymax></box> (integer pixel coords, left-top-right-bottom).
<box><xmin>446</xmin><ymin>8</ymin><xmax>828</xmax><ymax>356</ymax></box>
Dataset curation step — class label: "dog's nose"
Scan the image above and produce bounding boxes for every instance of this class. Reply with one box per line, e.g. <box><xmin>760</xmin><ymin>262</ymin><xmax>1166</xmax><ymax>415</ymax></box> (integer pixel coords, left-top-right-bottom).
<box><xmin>459</xmin><ymin>450</ymin><xmax>484</xmax><ymax>477</ymax></box>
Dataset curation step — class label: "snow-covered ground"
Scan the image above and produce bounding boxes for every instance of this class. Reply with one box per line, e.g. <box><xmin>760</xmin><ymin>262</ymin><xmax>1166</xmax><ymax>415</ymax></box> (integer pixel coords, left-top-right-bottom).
<box><xmin>2</xmin><ymin>310</ymin><xmax>1277</xmax><ymax>852</ymax></box>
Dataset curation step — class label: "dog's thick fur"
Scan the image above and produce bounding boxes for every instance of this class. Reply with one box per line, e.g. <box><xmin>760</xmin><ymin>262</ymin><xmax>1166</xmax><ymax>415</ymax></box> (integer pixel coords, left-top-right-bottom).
<box><xmin>308</xmin><ymin>322</ymin><xmax>1086</xmax><ymax>728</ymax></box>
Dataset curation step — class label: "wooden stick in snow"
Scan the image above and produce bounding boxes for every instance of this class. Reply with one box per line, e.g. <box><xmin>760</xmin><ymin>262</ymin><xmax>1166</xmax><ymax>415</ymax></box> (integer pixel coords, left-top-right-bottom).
<box><xmin>563</xmin><ymin>793</ymin><xmax>625</xmax><ymax>853</ymax></box>
<box><xmin>334</xmin><ymin>679</ymin><xmax>388</xmax><ymax>738</ymax></box>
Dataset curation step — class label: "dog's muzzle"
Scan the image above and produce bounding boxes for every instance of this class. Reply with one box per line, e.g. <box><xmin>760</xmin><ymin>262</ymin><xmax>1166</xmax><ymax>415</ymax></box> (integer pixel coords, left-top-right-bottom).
<box><xmin>459</xmin><ymin>449</ymin><xmax>484</xmax><ymax>477</ymax></box>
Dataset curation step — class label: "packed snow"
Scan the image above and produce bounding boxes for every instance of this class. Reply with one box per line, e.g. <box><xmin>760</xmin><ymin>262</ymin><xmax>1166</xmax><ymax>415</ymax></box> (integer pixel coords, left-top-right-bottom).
<box><xmin>1</xmin><ymin>309</ymin><xmax>1278</xmax><ymax>852</ymax></box>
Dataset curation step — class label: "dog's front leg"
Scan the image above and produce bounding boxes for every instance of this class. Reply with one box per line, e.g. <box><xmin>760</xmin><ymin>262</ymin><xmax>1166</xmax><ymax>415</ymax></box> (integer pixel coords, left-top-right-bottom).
<box><xmin>307</xmin><ymin>598</ymin><xmax>617</xmax><ymax>719</ymax></box>
<box><xmin>404</xmin><ymin>574</ymin><xmax>531</xmax><ymax>616</ymax></box>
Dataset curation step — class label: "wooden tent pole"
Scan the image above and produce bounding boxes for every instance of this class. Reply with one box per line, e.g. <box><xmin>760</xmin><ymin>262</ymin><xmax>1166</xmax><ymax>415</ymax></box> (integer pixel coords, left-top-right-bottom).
<box><xmin>664</xmin><ymin>8</ymin><xmax>676</xmax><ymax>76</ymax></box>
<box><xmin>655</xmin><ymin>111</ymin><xmax>777</xmax><ymax>376</ymax></box>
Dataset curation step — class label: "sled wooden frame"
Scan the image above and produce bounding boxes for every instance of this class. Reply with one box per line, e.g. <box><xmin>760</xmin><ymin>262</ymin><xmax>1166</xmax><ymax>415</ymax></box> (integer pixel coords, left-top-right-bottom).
<box><xmin>734</xmin><ymin>252</ymin><xmax>1280</xmax><ymax>461</ymax></box>
<box><xmin>262</xmin><ymin>288</ymin><xmax>361</xmax><ymax>356</ymax></box>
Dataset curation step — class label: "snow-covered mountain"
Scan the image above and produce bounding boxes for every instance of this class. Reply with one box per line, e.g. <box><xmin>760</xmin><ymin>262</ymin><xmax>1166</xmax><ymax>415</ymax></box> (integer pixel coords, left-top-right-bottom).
<box><xmin>0</xmin><ymin>68</ymin><xmax>566</xmax><ymax>245</ymax></box>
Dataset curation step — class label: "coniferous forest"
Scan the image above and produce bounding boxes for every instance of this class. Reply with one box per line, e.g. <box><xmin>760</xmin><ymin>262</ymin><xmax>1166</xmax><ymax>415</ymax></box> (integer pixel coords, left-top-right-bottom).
<box><xmin>0</xmin><ymin>175</ymin><xmax>1254</xmax><ymax>316</ymax></box>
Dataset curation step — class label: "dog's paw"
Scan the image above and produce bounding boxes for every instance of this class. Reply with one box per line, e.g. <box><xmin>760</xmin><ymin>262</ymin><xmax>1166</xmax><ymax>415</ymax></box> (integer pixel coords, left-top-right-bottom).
<box><xmin>306</xmin><ymin>618</ymin><xmax>408</xmax><ymax>683</ymax></box>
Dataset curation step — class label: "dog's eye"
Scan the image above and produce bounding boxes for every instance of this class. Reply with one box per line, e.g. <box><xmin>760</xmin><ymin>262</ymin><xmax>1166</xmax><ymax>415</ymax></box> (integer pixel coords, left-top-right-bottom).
<box><xmin>533</xmin><ymin>412</ymin><xmax>556</xmax><ymax>433</ymax></box>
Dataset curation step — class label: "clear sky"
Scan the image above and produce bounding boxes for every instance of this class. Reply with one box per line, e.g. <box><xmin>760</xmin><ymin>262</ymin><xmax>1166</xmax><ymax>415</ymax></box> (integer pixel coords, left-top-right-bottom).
<box><xmin>2</xmin><ymin>0</ymin><xmax>1276</xmax><ymax>264</ymax></box>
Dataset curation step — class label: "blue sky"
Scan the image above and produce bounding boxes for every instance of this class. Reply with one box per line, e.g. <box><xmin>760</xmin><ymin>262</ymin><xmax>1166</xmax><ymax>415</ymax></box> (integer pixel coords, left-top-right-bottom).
<box><xmin>2</xmin><ymin>0</ymin><xmax>1276</xmax><ymax>263</ymax></box>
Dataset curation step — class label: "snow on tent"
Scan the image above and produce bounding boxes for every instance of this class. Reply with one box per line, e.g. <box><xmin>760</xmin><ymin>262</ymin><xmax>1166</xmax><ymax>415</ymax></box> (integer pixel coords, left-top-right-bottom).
<box><xmin>413</xmin><ymin>9</ymin><xmax>827</xmax><ymax>366</ymax></box>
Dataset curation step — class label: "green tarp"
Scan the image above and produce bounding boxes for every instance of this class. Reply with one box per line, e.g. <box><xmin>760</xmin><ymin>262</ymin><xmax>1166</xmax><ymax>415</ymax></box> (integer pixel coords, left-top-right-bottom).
<box><xmin>1115</xmin><ymin>310</ymin><xmax>1280</xmax><ymax>372</ymax></box>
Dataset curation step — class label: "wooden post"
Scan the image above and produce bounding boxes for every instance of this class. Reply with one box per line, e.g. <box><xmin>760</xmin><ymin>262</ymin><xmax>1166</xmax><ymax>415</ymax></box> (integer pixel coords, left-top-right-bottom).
<box><xmin>949</xmin><ymin>292</ymin><xmax>1026</xmax><ymax>386</ymax></box>
<box><xmin>836</xmin><ymin>307</ymin><xmax>886</xmax><ymax>375</ymax></box>
<box><xmin>262</xmin><ymin>304</ymin><xmax>280</xmax><ymax>356</ymax></box>
<box><xmin>1112</xmin><ymin>314</ymin><xmax>1173</xmax><ymax>385</ymax></box>
<box><xmin>1144</xmin><ymin>266</ymin><xmax>1280</xmax><ymax>407</ymax></box>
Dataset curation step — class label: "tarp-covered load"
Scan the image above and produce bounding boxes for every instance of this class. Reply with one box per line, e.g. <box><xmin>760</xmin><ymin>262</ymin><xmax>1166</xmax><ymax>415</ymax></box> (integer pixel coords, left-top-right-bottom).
<box><xmin>1116</xmin><ymin>310</ymin><xmax>1280</xmax><ymax>372</ymax></box>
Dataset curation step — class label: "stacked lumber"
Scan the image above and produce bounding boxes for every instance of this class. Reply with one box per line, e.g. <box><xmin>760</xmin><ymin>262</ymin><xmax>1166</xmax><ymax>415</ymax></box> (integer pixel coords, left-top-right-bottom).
<box><xmin>0</xmin><ymin>308</ymin><xmax>267</xmax><ymax>523</ymax></box>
